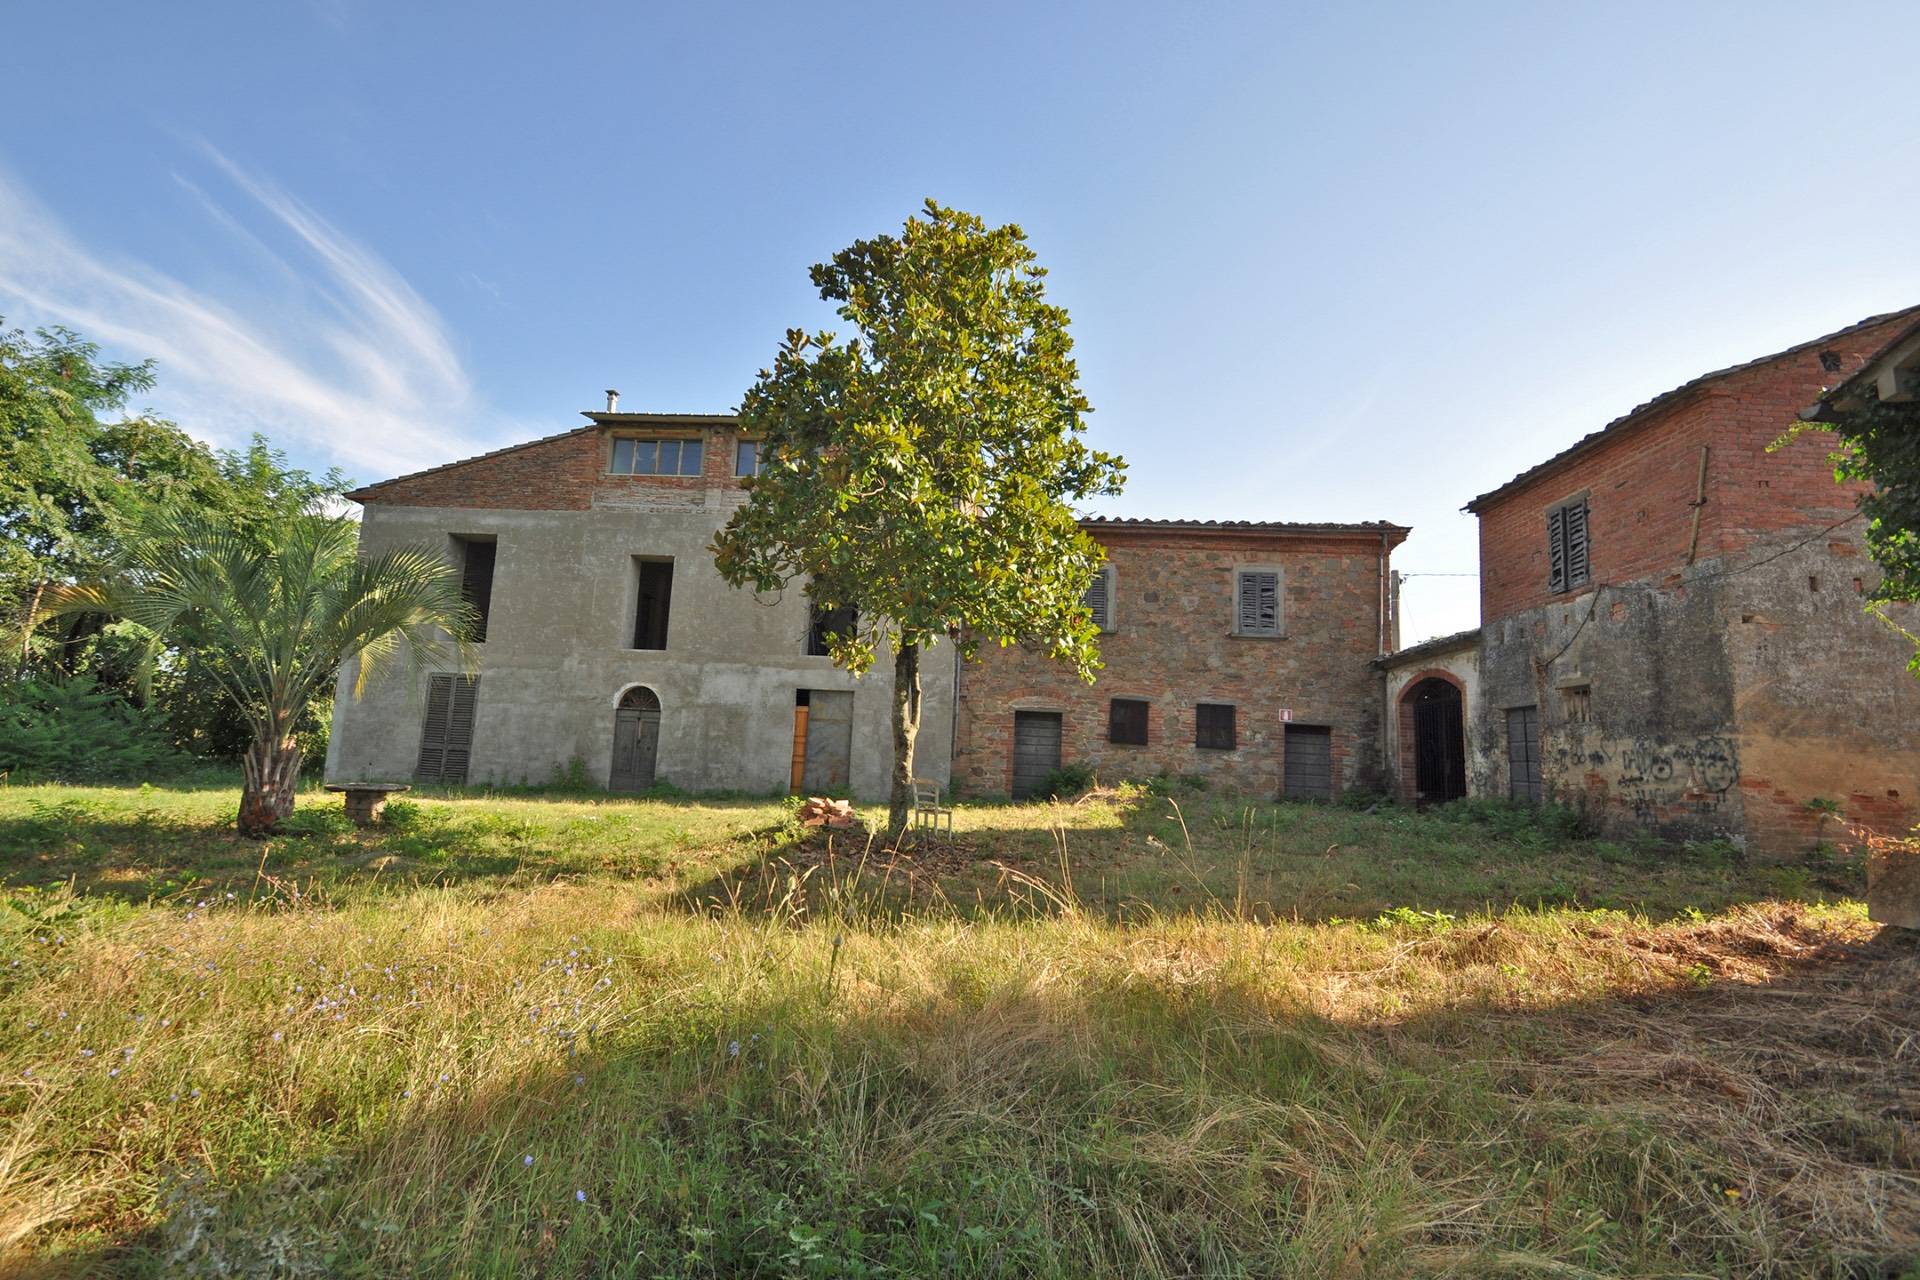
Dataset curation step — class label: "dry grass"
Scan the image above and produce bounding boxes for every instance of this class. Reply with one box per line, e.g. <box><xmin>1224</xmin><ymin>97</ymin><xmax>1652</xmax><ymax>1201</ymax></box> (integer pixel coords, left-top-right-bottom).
<box><xmin>0</xmin><ymin>781</ymin><xmax>1914</xmax><ymax>1277</ymax></box>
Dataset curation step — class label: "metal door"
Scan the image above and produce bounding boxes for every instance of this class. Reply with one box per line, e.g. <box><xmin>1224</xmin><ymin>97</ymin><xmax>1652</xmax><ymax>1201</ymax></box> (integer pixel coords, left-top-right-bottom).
<box><xmin>1012</xmin><ymin>711</ymin><xmax>1063</xmax><ymax>799</ymax></box>
<box><xmin>801</xmin><ymin>690</ymin><xmax>853</xmax><ymax>793</ymax></box>
<box><xmin>1282</xmin><ymin>724</ymin><xmax>1333</xmax><ymax>800</ymax></box>
<box><xmin>1506</xmin><ymin>706</ymin><xmax>1542</xmax><ymax>802</ymax></box>
<box><xmin>611</xmin><ymin>687</ymin><xmax>660</xmax><ymax>791</ymax></box>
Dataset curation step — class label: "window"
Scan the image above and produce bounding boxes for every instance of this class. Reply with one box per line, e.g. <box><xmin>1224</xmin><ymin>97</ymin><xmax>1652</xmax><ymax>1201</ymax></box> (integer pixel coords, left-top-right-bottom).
<box><xmin>1546</xmin><ymin>496</ymin><xmax>1591</xmax><ymax>594</ymax></box>
<box><xmin>1506</xmin><ymin>705</ymin><xmax>1542</xmax><ymax>802</ymax></box>
<box><xmin>611</xmin><ymin>436</ymin><xmax>704</xmax><ymax>476</ymax></box>
<box><xmin>416</xmin><ymin>674</ymin><xmax>479</xmax><ymax>784</ymax></box>
<box><xmin>1561</xmin><ymin>684</ymin><xmax>1592</xmax><ymax>724</ymax></box>
<box><xmin>807</xmin><ymin>601</ymin><xmax>857</xmax><ymax>656</ymax></box>
<box><xmin>1108</xmin><ymin>697</ymin><xmax>1148</xmax><ymax>746</ymax></box>
<box><xmin>1195</xmin><ymin>702</ymin><xmax>1236</xmax><ymax>750</ymax></box>
<box><xmin>632</xmin><ymin>559</ymin><xmax>673</xmax><ymax>649</ymax></box>
<box><xmin>1234</xmin><ymin>569</ymin><xmax>1281</xmax><ymax>636</ymax></box>
<box><xmin>735</xmin><ymin>439</ymin><xmax>765</xmax><ymax>477</ymax></box>
<box><xmin>454</xmin><ymin>536</ymin><xmax>496</xmax><ymax>643</ymax></box>
<box><xmin>1084</xmin><ymin>566</ymin><xmax>1114</xmax><ymax>632</ymax></box>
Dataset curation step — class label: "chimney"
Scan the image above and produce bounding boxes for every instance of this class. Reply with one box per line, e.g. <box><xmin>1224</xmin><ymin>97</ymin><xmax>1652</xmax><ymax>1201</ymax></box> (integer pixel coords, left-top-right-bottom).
<box><xmin>605</xmin><ymin>388</ymin><xmax>620</xmax><ymax>413</ymax></box>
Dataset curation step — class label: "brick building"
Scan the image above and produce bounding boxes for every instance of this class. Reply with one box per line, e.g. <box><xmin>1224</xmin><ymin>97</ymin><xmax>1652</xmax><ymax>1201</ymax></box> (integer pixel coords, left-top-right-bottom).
<box><xmin>325</xmin><ymin>406</ymin><xmax>1406</xmax><ymax>802</ymax></box>
<box><xmin>1383</xmin><ymin>307</ymin><xmax>1920</xmax><ymax>854</ymax></box>
<box><xmin>952</xmin><ymin>519</ymin><xmax>1409</xmax><ymax>799</ymax></box>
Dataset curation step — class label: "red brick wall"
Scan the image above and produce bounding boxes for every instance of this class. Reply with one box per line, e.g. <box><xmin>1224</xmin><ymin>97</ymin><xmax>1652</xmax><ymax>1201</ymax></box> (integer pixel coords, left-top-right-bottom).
<box><xmin>354</xmin><ymin>425</ymin><xmax>748</xmax><ymax>510</ymax></box>
<box><xmin>953</xmin><ymin>528</ymin><xmax>1397</xmax><ymax>798</ymax></box>
<box><xmin>1475</xmin><ymin>312</ymin><xmax>1913</xmax><ymax>626</ymax></box>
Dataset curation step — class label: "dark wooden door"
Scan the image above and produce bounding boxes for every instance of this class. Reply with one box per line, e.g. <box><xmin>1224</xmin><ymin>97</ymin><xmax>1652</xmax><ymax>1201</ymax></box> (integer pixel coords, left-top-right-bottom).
<box><xmin>1506</xmin><ymin>706</ymin><xmax>1542</xmax><ymax>802</ymax></box>
<box><xmin>611</xmin><ymin>688</ymin><xmax>660</xmax><ymax>791</ymax></box>
<box><xmin>1012</xmin><ymin>711</ymin><xmax>1063</xmax><ymax>799</ymax></box>
<box><xmin>1411</xmin><ymin>682</ymin><xmax>1467</xmax><ymax>802</ymax></box>
<box><xmin>801</xmin><ymin>690</ymin><xmax>853</xmax><ymax>793</ymax></box>
<box><xmin>416</xmin><ymin>674</ymin><xmax>479</xmax><ymax>784</ymax></box>
<box><xmin>1282</xmin><ymin>724</ymin><xmax>1333</xmax><ymax>800</ymax></box>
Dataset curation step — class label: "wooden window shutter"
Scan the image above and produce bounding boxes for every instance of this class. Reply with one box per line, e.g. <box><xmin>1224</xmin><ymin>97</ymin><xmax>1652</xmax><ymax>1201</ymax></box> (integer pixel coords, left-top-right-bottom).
<box><xmin>415</xmin><ymin>674</ymin><xmax>453</xmax><ymax>780</ymax></box>
<box><xmin>416</xmin><ymin>674</ymin><xmax>480</xmax><ymax>783</ymax></box>
<box><xmin>1546</xmin><ymin>506</ymin><xmax>1568</xmax><ymax>594</ymax></box>
<box><xmin>1236</xmin><ymin>571</ymin><xmax>1279</xmax><ymax>634</ymax></box>
<box><xmin>1084</xmin><ymin>568</ymin><xmax>1111</xmax><ymax>631</ymax></box>
<box><xmin>1564</xmin><ymin>500</ymin><xmax>1590</xmax><ymax>588</ymax></box>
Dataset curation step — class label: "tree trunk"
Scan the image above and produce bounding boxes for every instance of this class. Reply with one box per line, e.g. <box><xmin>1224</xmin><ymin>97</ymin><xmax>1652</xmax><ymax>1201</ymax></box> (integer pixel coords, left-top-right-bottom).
<box><xmin>886</xmin><ymin>638</ymin><xmax>922</xmax><ymax>836</ymax></box>
<box><xmin>239</xmin><ymin>735</ymin><xmax>303</xmax><ymax>837</ymax></box>
<box><xmin>16</xmin><ymin>580</ymin><xmax>44</xmax><ymax>677</ymax></box>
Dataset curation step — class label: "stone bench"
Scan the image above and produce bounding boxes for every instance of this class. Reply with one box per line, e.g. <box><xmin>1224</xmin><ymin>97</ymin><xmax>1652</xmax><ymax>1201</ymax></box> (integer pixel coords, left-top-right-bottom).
<box><xmin>324</xmin><ymin>783</ymin><xmax>411</xmax><ymax>828</ymax></box>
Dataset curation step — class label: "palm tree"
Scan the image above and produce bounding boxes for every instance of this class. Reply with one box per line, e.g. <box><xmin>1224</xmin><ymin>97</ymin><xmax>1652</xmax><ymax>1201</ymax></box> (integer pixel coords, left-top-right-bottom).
<box><xmin>41</xmin><ymin>510</ymin><xmax>473</xmax><ymax>835</ymax></box>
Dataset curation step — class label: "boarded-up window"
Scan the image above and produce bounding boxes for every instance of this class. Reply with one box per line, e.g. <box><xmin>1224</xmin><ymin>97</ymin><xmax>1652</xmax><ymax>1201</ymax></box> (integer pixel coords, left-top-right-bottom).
<box><xmin>1235</xmin><ymin>570</ymin><xmax>1281</xmax><ymax>635</ymax></box>
<box><xmin>633</xmin><ymin>559</ymin><xmax>673</xmax><ymax>650</ymax></box>
<box><xmin>806</xmin><ymin>602</ymin><xmax>857</xmax><ymax>657</ymax></box>
<box><xmin>1195</xmin><ymin>702</ymin><xmax>1237</xmax><ymax>750</ymax></box>
<box><xmin>1108</xmin><ymin>697</ymin><xmax>1148</xmax><ymax>746</ymax></box>
<box><xmin>1547</xmin><ymin>498</ymin><xmax>1591</xmax><ymax>594</ymax></box>
<box><xmin>416</xmin><ymin>674</ymin><xmax>479</xmax><ymax>784</ymax></box>
<box><xmin>611</xmin><ymin>437</ymin><xmax>704</xmax><ymax>476</ymax></box>
<box><xmin>455</xmin><ymin>537</ymin><xmax>496</xmax><ymax>643</ymax></box>
<box><xmin>1283</xmin><ymin>724</ymin><xmax>1333</xmax><ymax>800</ymax></box>
<box><xmin>1507</xmin><ymin>705</ymin><xmax>1542</xmax><ymax>802</ymax></box>
<box><xmin>1084</xmin><ymin>566</ymin><xmax>1114</xmax><ymax>632</ymax></box>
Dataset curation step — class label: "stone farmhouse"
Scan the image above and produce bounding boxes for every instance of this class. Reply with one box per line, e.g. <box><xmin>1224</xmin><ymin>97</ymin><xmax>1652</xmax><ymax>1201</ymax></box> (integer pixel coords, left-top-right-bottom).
<box><xmin>324</xmin><ymin>402</ymin><xmax>1407</xmax><ymax>801</ymax></box>
<box><xmin>1379</xmin><ymin>307</ymin><xmax>1920</xmax><ymax>855</ymax></box>
<box><xmin>328</xmin><ymin>306</ymin><xmax>1920</xmax><ymax>858</ymax></box>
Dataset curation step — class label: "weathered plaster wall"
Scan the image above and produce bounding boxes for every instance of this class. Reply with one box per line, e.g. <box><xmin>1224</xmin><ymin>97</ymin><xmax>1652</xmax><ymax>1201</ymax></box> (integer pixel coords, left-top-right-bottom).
<box><xmin>1474</xmin><ymin>567</ymin><xmax>1745</xmax><ymax>841</ymax></box>
<box><xmin>953</xmin><ymin>527</ymin><xmax>1398</xmax><ymax>798</ymax></box>
<box><xmin>1724</xmin><ymin>535</ymin><xmax>1920</xmax><ymax>852</ymax></box>
<box><xmin>325</xmin><ymin>499</ymin><xmax>953</xmax><ymax>799</ymax></box>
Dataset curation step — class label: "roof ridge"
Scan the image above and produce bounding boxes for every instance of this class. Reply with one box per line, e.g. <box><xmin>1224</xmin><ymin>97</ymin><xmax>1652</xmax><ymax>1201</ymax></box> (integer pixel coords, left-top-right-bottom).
<box><xmin>1464</xmin><ymin>304</ymin><xmax>1920</xmax><ymax>512</ymax></box>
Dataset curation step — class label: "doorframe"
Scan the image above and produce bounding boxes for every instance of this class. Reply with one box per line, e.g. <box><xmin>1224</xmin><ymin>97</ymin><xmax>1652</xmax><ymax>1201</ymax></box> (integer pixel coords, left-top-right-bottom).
<box><xmin>609</xmin><ymin>683</ymin><xmax>663</xmax><ymax>791</ymax></box>
<box><xmin>1395</xmin><ymin>670</ymin><xmax>1467</xmax><ymax>804</ymax></box>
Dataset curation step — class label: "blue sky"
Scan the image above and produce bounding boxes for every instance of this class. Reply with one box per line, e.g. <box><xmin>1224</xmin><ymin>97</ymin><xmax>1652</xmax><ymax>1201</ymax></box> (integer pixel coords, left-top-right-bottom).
<box><xmin>4</xmin><ymin>1</ymin><xmax>1917</xmax><ymax>642</ymax></box>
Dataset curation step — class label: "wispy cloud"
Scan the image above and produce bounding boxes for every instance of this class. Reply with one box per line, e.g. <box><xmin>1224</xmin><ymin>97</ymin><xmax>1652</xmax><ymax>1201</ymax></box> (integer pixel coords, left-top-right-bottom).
<box><xmin>0</xmin><ymin>144</ymin><xmax>503</xmax><ymax>480</ymax></box>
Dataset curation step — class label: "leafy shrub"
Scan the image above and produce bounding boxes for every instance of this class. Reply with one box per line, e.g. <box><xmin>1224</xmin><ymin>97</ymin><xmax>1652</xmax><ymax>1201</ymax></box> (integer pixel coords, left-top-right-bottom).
<box><xmin>0</xmin><ymin>676</ymin><xmax>183</xmax><ymax>781</ymax></box>
<box><xmin>1037</xmin><ymin>761</ymin><xmax>1095</xmax><ymax>799</ymax></box>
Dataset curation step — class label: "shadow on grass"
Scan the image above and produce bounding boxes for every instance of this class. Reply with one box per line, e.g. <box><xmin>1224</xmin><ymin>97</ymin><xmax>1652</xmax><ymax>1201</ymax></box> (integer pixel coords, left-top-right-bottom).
<box><xmin>36</xmin><ymin>910</ymin><xmax>1920</xmax><ymax>1278</ymax></box>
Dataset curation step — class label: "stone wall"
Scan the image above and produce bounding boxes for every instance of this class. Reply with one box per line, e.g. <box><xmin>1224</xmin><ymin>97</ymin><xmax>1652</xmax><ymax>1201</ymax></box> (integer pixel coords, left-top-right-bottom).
<box><xmin>952</xmin><ymin>524</ymin><xmax>1403</xmax><ymax>798</ymax></box>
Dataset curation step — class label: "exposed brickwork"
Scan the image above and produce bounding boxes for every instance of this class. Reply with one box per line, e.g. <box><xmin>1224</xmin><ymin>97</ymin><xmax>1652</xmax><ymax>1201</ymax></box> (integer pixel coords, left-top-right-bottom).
<box><xmin>1470</xmin><ymin>311</ymin><xmax>1920</xmax><ymax>855</ymax></box>
<box><xmin>954</xmin><ymin>526</ymin><xmax>1404</xmax><ymax>798</ymax></box>
<box><xmin>1390</xmin><ymin>668</ymin><xmax>1467</xmax><ymax>805</ymax></box>
<box><xmin>350</xmin><ymin>423</ymin><xmax>750</xmax><ymax>510</ymax></box>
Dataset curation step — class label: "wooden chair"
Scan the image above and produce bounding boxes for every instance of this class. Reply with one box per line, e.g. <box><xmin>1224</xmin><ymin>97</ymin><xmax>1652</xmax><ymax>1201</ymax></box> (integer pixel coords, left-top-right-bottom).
<box><xmin>911</xmin><ymin>777</ymin><xmax>954</xmax><ymax>834</ymax></box>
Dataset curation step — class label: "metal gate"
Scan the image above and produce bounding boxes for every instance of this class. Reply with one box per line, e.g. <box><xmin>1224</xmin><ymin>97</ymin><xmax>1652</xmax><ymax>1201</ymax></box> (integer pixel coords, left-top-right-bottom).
<box><xmin>1282</xmin><ymin>724</ymin><xmax>1333</xmax><ymax>800</ymax></box>
<box><xmin>801</xmin><ymin>690</ymin><xmax>854</xmax><ymax>793</ymax></box>
<box><xmin>1011</xmin><ymin>711</ymin><xmax>1063</xmax><ymax>799</ymax></box>
<box><xmin>611</xmin><ymin>687</ymin><xmax>661</xmax><ymax>791</ymax></box>
<box><xmin>1411</xmin><ymin>681</ymin><xmax>1466</xmax><ymax>803</ymax></box>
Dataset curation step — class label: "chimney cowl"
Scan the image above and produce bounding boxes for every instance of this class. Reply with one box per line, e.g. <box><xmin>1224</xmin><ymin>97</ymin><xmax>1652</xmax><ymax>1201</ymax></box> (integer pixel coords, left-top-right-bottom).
<box><xmin>605</xmin><ymin>388</ymin><xmax>620</xmax><ymax>412</ymax></box>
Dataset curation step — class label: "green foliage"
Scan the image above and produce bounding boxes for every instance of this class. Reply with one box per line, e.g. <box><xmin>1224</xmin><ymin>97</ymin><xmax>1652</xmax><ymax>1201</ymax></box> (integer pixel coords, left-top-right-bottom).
<box><xmin>1038</xmin><ymin>760</ymin><xmax>1095</xmax><ymax>799</ymax></box>
<box><xmin>714</xmin><ymin>202</ymin><xmax>1125</xmax><ymax>675</ymax></box>
<box><xmin>0</xmin><ymin>675</ymin><xmax>181</xmax><ymax>781</ymax></box>
<box><xmin>1433</xmin><ymin>795</ymin><xmax>1595</xmax><ymax>845</ymax></box>
<box><xmin>1788</xmin><ymin>398</ymin><xmax>1920</xmax><ymax>669</ymax></box>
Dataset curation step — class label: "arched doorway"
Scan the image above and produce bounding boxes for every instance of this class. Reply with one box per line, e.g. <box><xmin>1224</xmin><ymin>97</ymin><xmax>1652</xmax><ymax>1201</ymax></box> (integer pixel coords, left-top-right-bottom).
<box><xmin>1406</xmin><ymin>677</ymin><xmax>1466</xmax><ymax>804</ymax></box>
<box><xmin>611</xmin><ymin>686</ymin><xmax>661</xmax><ymax>791</ymax></box>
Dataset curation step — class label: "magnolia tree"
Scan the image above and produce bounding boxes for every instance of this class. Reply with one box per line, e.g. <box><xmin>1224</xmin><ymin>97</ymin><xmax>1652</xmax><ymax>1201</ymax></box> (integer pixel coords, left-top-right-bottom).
<box><xmin>714</xmin><ymin>202</ymin><xmax>1126</xmax><ymax>832</ymax></box>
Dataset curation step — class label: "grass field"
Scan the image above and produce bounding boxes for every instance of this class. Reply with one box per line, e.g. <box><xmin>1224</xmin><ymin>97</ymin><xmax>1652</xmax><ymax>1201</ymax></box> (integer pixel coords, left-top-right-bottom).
<box><xmin>1</xmin><ymin>779</ymin><xmax>1915</xmax><ymax>1277</ymax></box>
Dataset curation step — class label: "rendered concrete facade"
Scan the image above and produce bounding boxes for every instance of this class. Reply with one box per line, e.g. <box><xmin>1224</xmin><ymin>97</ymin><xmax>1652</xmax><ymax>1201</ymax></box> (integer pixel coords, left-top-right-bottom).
<box><xmin>325</xmin><ymin>415</ymin><xmax>953</xmax><ymax>800</ymax></box>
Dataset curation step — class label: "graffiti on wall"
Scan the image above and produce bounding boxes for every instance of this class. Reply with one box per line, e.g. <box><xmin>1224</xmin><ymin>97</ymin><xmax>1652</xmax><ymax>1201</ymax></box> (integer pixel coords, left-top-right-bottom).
<box><xmin>1552</xmin><ymin>734</ymin><xmax>1740</xmax><ymax>823</ymax></box>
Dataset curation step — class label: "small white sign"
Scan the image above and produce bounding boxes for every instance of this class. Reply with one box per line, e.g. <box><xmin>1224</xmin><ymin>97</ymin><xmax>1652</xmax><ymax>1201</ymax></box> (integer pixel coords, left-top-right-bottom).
<box><xmin>1279</xmin><ymin>708</ymin><xmax>1293</xmax><ymax>722</ymax></box>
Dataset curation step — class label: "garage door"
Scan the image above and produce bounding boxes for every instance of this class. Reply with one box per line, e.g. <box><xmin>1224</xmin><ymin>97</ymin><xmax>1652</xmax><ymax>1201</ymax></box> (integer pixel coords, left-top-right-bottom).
<box><xmin>1283</xmin><ymin>724</ymin><xmax>1332</xmax><ymax>800</ymax></box>
<box><xmin>1011</xmin><ymin>711</ymin><xmax>1063</xmax><ymax>799</ymax></box>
